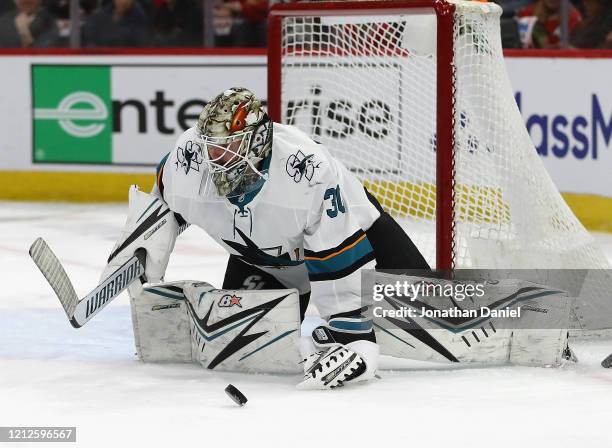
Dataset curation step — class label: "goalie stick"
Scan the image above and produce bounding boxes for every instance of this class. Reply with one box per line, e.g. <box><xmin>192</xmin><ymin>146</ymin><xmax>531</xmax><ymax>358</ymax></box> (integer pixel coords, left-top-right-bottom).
<box><xmin>29</xmin><ymin>237</ymin><xmax>146</xmax><ymax>328</ymax></box>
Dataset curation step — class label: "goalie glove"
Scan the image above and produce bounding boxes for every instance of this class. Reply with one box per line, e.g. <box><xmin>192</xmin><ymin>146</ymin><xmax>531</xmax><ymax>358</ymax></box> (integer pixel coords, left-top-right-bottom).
<box><xmin>100</xmin><ymin>185</ymin><xmax>179</xmax><ymax>285</ymax></box>
<box><xmin>297</xmin><ymin>326</ymin><xmax>378</xmax><ymax>390</ymax></box>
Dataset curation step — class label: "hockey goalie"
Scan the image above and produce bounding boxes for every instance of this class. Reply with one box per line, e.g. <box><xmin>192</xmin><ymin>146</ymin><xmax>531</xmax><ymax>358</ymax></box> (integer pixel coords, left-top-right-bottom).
<box><xmin>103</xmin><ymin>88</ymin><xmax>574</xmax><ymax>390</ymax></box>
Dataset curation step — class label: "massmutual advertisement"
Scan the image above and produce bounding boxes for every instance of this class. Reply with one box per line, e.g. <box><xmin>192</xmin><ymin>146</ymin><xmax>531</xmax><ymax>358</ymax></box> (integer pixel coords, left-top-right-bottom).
<box><xmin>507</xmin><ymin>58</ymin><xmax>611</xmax><ymax>198</ymax></box>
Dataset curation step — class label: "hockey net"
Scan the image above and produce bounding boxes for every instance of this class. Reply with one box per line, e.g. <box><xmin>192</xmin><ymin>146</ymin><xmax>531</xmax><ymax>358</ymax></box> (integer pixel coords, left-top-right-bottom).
<box><xmin>268</xmin><ymin>0</ymin><xmax>609</xmax><ymax>275</ymax></box>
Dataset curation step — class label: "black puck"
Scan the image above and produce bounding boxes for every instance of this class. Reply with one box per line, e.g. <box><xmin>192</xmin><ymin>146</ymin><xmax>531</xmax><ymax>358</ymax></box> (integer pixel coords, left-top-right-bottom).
<box><xmin>225</xmin><ymin>384</ymin><xmax>248</xmax><ymax>406</ymax></box>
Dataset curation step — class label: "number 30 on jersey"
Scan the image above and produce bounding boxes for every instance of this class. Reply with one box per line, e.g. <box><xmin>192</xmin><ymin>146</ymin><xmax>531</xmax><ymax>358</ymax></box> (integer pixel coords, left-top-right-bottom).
<box><xmin>325</xmin><ymin>185</ymin><xmax>346</xmax><ymax>218</ymax></box>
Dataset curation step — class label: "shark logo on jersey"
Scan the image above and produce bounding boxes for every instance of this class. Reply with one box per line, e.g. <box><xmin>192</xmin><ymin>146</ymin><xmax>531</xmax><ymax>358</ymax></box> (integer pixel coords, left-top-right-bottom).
<box><xmin>175</xmin><ymin>141</ymin><xmax>203</xmax><ymax>174</ymax></box>
<box><xmin>286</xmin><ymin>150</ymin><xmax>320</xmax><ymax>183</ymax></box>
<box><xmin>223</xmin><ymin>228</ymin><xmax>302</xmax><ymax>268</ymax></box>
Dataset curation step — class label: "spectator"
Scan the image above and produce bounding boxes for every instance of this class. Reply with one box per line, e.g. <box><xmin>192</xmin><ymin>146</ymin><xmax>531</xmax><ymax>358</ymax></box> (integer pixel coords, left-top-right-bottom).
<box><xmin>102</xmin><ymin>0</ymin><xmax>154</xmax><ymax>16</ymax></box>
<box><xmin>0</xmin><ymin>0</ymin><xmax>60</xmax><ymax>48</ymax></box>
<box><xmin>82</xmin><ymin>0</ymin><xmax>150</xmax><ymax>47</ymax></box>
<box><xmin>152</xmin><ymin>0</ymin><xmax>203</xmax><ymax>47</ymax></box>
<box><xmin>214</xmin><ymin>0</ymin><xmax>268</xmax><ymax>47</ymax></box>
<box><xmin>41</xmin><ymin>0</ymin><xmax>97</xmax><ymax>47</ymax></box>
<box><xmin>213</xmin><ymin>0</ymin><xmax>234</xmax><ymax>46</ymax></box>
<box><xmin>518</xmin><ymin>0</ymin><xmax>582</xmax><ymax>48</ymax></box>
<box><xmin>496</xmin><ymin>0</ymin><xmax>534</xmax><ymax>17</ymax></box>
<box><xmin>44</xmin><ymin>0</ymin><xmax>97</xmax><ymax>17</ymax></box>
<box><xmin>571</xmin><ymin>0</ymin><xmax>612</xmax><ymax>48</ymax></box>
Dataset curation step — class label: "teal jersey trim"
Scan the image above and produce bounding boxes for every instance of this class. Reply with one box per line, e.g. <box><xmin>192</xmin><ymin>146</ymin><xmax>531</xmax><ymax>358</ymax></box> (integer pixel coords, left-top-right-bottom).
<box><xmin>328</xmin><ymin>319</ymin><xmax>373</xmax><ymax>332</ymax></box>
<box><xmin>156</xmin><ymin>152</ymin><xmax>170</xmax><ymax>177</ymax></box>
<box><xmin>305</xmin><ymin>236</ymin><xmax>374</xmax><ymax>275</ymax></box>
<box><xmin>156</xmin><ymin>152</ymin><xmax>170</xmax><ymax>198</ymax></box>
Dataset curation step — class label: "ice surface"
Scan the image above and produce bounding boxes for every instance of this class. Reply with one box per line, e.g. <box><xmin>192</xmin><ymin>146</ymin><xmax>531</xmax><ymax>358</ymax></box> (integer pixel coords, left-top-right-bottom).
<box><xmin>1</xmin><ymin>202</ymin><xmax>612</xmax><ymax>447</ymax></box>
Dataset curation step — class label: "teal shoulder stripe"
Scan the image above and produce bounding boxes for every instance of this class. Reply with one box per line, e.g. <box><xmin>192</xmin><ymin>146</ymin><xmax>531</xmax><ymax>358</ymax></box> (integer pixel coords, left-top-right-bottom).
<box><xmin>156</xmin><ymin>152</ymin><xmax>170</xmax><ymax>198</ymax></box>
<box><xmin>156</xmin><ymin>152</ymin><xmax>170</xmax><ymax>176</ymax></box>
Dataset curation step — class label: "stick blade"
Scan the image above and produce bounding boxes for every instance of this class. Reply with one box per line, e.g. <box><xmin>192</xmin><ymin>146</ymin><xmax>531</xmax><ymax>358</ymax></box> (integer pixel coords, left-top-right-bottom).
<box><xmin>602</xmin><ymin>353</ymin><xmax>612</xmax><ymax>368</ymax></box>
<box><xmin>29</xmin><ymin>237</ymin><xmax>79</xmax><ymax>318</ymax></box>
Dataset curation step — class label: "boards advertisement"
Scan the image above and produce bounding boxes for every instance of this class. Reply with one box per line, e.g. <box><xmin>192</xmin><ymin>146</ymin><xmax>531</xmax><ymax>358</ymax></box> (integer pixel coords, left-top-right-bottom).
<box><xmin>0</xmin><ymin>53</ymin><xmax>608</xmax><ymax>213</ymax></box>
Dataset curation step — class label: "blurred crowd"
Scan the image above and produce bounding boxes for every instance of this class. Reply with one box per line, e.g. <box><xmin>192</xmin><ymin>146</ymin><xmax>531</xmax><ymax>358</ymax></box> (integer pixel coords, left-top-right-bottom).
<box><xmin>0</xmin><ymin>0</ymin><xmax>610</xmax><ymax>49</ymax></box>
<box><xmin>0</xmin><ymin>0</ymin><xmax>270</xmax><ymax>48</ymax></box>
<box><xmin>499</xmin><ymin>0</ymin><xmax>612</xmax><ymax>48</ymax></box>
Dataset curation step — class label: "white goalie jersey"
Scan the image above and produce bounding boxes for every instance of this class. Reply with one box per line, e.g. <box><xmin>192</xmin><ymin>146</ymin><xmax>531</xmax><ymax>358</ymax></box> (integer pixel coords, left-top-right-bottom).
<box><xmin>153</xmin><ymin>122</ymin><xmax>381</xmax><ymax>317</ymax></box>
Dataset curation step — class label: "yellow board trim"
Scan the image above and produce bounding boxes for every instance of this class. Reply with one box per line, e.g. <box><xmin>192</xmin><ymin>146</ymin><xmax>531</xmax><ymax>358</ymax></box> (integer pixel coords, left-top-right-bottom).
<box><xmin>0</xmin><ymin>171</ymin><xmax>156</xmax><ymax>202</ymax></box>
<box><xmin>562</xmin><ymin>193</ymin><xmax>612</xmax><ymax>233</ymax></box>
<box><xmin>364</xmin><ymin>180</ymin><xmax>612</xmax><ymax>232</ymax></box>
<box><xmin>0</xmin><ymin>171</ymin><xmax>610</xmax><ymax>232</ymax></box>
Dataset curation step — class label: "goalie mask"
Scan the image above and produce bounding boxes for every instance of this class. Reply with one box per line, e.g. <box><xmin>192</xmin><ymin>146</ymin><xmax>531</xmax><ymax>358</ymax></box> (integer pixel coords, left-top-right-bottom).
<box><xmin>196</xmin><ymin>88</ymin><xmax>272</xmax><ymax>198</ymax></box>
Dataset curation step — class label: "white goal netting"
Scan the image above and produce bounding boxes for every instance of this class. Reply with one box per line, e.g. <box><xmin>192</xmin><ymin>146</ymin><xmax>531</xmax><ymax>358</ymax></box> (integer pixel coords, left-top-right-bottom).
<box><xmin>277</xmin><ymin>0</ymin><xmax>609</xmax><ymax>272</ymax></box>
